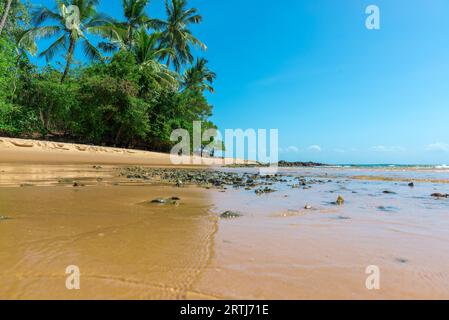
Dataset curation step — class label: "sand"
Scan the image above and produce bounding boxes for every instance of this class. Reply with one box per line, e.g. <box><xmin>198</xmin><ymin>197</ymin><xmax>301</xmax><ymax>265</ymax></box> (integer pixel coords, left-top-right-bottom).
<box><xmin>1</xmin><ymin>138</ymin><xmax>449</xmax><ymax>300</ymax></box>
<box><xmin>0</xmin><ymin>137</ymin><xmax>248</xmax><ymax>166</ymax></box>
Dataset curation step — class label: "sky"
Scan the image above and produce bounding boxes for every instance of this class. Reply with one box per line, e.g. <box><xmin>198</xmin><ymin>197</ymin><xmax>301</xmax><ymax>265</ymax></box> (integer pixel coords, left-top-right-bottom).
<box><xmin>29</xmin><ymin>0</ymin><xmax>449</xmax><ymax>164</ymax></box>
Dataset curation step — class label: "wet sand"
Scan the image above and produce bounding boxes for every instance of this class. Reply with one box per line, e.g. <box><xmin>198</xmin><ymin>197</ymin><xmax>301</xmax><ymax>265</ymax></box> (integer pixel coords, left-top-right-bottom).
<box><xmin>1</xmin><ymin>164</ymin><xmax>449</xmax><ymax>299</ymax></box>
<box><xmin>0</xmin><ymin>178</ymin><xmax>217</xmax><ymax>299</ymax></box>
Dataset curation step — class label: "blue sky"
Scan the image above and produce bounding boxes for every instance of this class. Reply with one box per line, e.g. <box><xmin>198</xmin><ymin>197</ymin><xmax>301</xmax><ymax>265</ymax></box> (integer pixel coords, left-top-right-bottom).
<box><xmin>30</xmin><ymin>0</ymin><xmax>449</xmax><ymax>164</ymax></box>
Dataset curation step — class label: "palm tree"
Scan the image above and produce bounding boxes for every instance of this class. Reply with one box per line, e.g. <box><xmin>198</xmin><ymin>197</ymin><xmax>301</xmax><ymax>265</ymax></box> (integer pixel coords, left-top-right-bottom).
<box><xmin>0</xmin><ymin>0</ymin><xmax>13</xmax><ymax>36</ymax></box>
<box><xmin>97</xmin><ymin>0</ymin><xmax>155</xmax><ymax>52</ymax></box>
<box><xmin>132</xmin><ymin>28</ymin><xmax>177</xmax><ymax>86</ymax></box>
<box><xmin>121</xmin><ymin>0</ymin><xmax>152</xmax><ymax>47</ymax></box>
<box><xmin>182</xmin><ymin>57</ymin><xmax>216</xmax><ymax>93</ymax></box>
<box><xmin>155</xmin><ymin>0</ymin><xmax>206</xmax><ymax>72</ymax></box>
<box><xmin>21</xmin><ymin>0</ymin><xmax>112</xmax><ymax>82</ymax></box>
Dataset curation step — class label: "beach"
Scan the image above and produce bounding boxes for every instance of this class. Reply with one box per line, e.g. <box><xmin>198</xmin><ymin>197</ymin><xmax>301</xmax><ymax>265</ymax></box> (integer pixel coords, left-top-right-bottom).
<box><xmin>1</xmin><ymin>139</ymin><xmax>449</xmax><ymax>299</ymax></box>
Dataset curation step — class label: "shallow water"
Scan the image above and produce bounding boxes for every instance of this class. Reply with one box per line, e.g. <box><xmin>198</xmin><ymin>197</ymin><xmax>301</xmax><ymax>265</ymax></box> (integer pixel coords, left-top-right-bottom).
<box><xmin>1</xmin><ymin>164</ymin><xmax>449</xmax><ymax>299</ymax></box>
<box><xmin>194</xmin><ymin>173</ymin><xmax>449</xmax><ymax>299</ymax></box>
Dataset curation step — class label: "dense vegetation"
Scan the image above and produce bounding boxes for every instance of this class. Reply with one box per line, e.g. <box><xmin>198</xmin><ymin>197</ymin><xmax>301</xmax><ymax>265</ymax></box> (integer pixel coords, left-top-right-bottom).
<box><xmin>0</xmin><ymin>0</ymin><xmax>217</xmax><ymax>152</ymax></box>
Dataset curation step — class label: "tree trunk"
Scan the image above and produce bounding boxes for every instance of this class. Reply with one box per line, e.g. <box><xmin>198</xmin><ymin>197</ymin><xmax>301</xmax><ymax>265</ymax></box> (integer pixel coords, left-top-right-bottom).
<box><xmin>61</xmin><ymin>36</ymin><xmax>75</xmax><ymax>83</ymax></box>
<box><xmin>0</xmin><ymin>0</ymin><xmax>13</xmax><ymax>36</ymax></box>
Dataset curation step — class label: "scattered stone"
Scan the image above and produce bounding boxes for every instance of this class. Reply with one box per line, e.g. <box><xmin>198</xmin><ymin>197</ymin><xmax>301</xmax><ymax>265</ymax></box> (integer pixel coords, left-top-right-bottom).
<box><xmin>304</xmin><ymin>205</ymin><xmax>313</xmax><ymax>210</ymax></box>
<box><xmin>150</xmin><ymin>197</ymin><xmax>180</xmax><ymax>205</ymax></box>
<box><xmin>431</xmin><ymin>193</ymin><xmax>449</xmax><ymax>198</ymax></box>
<box><xmin>377</xmin><ymin>206</ymin><xmax>399</xmax><ymax>213</ymax></box>
<box><xmin>336</xmin><ymin>196</ymin><xmax>345</xmax><ymax>206</ymax></box>
<box><xmin>336</xmin><ymin>216</ymin><xmax>351</xmax><ymax>220</ymax></box>
<box><xmin>73</xmin><ymin>182</ymin><xmax>85</xmax><ymax>187</ymax></box>
<box><xmin>220</xmin><ymin>211</ymin><xmax>242</xmax><ymax>219</ymax></box>
<box><xmin>383</xmin><ymin>190</ymin><xmax>397</xmax><ymax>195</ymax></box>
<box><xmin>277</xmin><ymin>161</ymin><xmax>326</xmax><ymax>167</ymax></box>
<box><xmin>20</xmin><ymin>183</ymin><xmax>34</xmax><ymax>187</ymax></box>
<box><xmin>395</xmin><ymin>257</ymin><xmax>409</xmax><ymax>264</ymax></box>
<box><xmin>408</xmin><ymin>182</ymin><xmax>415</xmax><ymax>188</ymax></box>
<box><xmin>255</xmin><ymin>187</ymin><xmax>276</xmax><ymax>195</ymax></box>
<box><xmin>119</xmin><ymin>167</ymin><xmax>335</xmax><ymax>194</ymax></box>
<box><xmin>151</xmin><ymin>198</ymin><xmax>167</xmax><ymax>204</ymax></box>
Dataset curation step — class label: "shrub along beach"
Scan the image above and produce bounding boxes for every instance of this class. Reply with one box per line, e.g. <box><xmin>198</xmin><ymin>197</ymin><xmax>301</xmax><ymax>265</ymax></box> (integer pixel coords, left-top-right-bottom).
<box><xmin>1</xmin><ymin>0</ymin><xmax>217</xmax><ymax>152</ymax></box>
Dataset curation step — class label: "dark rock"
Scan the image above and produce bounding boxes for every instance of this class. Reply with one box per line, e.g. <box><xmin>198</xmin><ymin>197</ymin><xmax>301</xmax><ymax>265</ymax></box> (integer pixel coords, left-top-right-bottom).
<box><xmin>20</xmin><ymin>183</ymin><xmax>34</xmax><ymax>187</ymax></box>
<box><xmin>377</xmin><ymin>206</ymin><xmax>399</xmax><ymax>212</ymax></box>
<box><xmin>255</xmin><ymin>187</ymin><xmax>276</xmax><ymax>195</ymax></box>
<box><xmin>277</xmin><ymin>161</ymin><xmax>327</xmax><ymax>167</ymax></box>
<box><xmin>431</xmin><ymin>193</ymin><xmax>449</xmax><ymax>198</ymax></box>
<box><xmin>408</xmin><ymin>182</ymin><xmax>415</xmax><ymax>187</ymax></box>
<box><xmin>383</xmin><ymin>190</ymin><xmax>397</xmax><ymax>195</ymax></box>
<box><xmin>150</xmin><ymin>197</ymin><xmax>180</xmax><ymax>205</ymax></box>
<box><xmin>151</xmin><ymin>198</ymin><xmax>167</xmax><ymax>204</ymax></box>
<box><xmin>220</xmin><ymin>211</ymin><xmax>242</xmax><ymax>219</ymax></box>
<box><xmin>395</xmin><ymin>258</ymin><xmax>409</xmax><ymax>264</ymax></box>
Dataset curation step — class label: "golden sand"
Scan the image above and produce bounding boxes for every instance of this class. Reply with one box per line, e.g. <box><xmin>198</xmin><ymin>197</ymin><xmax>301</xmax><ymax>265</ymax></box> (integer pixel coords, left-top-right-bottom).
<box><xmin>1</xmin><ymin>138</ymin><xmax>449</xmax><ymax>300</ymax></box>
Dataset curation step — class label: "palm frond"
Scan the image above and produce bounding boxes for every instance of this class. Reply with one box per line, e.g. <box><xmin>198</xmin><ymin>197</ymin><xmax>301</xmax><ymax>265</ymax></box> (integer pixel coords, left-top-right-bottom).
<box><xmin>32</xmin><ymin>6</ymin><xmax>62</xmax><ymax>26</ymax></box>
<box><xmin>39</xmin><ymin>34</ymin><xmax>67</xmax><ymax>62</ymax></box>
<box><xmin>81</xmin><ymin>37</ymin><xmax>103</xmax><ymax>61</ymax></box>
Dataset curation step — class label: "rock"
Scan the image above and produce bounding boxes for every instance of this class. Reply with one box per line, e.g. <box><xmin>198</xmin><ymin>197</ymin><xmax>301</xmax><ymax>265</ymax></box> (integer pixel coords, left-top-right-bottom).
<box><xmin>277</xmin><ymin>161</ymin><xmax>327</xmax><ymax>167</ymax></box>
<box><xmin>20</xmin><ymin>183</ymin><xmax>34</xmax><ymax>187</ymax></box>
<box><xmin>395</xmin><ymin>257</ymin><xmax>409</xmax><ymax>264</ymax></box>
<box><xmin>431</xmin><ymin>193</ymin><xmax>449</xmax><ymax>198</ymax></box>
<box><xmin>73</xmin><ymin>182</ymin><xmax>79</xmax><ymax>187</ymax></box>
<box><xmin>220</xmin><ymin>211</ymin><xmax>242</xmax><ymax>219</ymax></box>
<box><xmin>304</xmin><ymin>205</ymin><xmax>312</xmax><ymax>210</ymax></box>
<box><xmin>336</xmin><ymin>196</ymin><xmax>345</xmax><ymax>206</ymax></box>
<box><xmin>255</xmin><ymin>187</ymin><xmax>276</xmax><ymax>195</ymax></box>
<box><xmin>150</xmin><ymin>197</ymin><xmax>180</xmax><ymax>205</ymax></box>
<box><xmin>408</xmin><ymin>182</ymin><xmax>415</xmax><ymax>187</ymax></box>
<box><xmin>383</xmin><ymin>190</ymin><xmax>396</xmax><ymax>195</ymax></box>
<box><xmin>176</xmin><ymin>180</ymin><xmax>183</xmax><ymax>187</ymax></box>
<box><xmin>151</xmin><ymin>198</ymin><xmax>168</xmax><ymax>204</ymax></box>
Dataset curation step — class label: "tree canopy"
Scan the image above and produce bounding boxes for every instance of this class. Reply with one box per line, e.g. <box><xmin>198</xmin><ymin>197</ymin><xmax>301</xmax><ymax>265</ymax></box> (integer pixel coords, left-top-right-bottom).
<box><xmin>0</xmin><ymin>0</ymin><xmax>217</xmax><ymax>153</ymax></box>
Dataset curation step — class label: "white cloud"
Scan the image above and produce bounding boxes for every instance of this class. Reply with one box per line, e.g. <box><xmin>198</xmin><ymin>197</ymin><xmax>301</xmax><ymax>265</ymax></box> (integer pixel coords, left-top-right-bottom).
<box><xmin>286</xmin><ymin>146</ymin><xmax>300</xmax><ymax>153</ymax></box>
<box><xmin>279</xmin><ymin>146</ymin><xmax>300</xmax><ymax>154</ymax></box>
<box><xmin>370</xmin><ymin>145</ymin><xmax>406</xmax><ymax>152</ymax></box>
<box><xmin>308</xmin><ymin>145</ymin><xmax>322</xmax><ymax>152</ymax></box>
<box><xmin>426</xmin><ymin>142</ymin><xmax>449</xmax><ymax>153</ymax></box>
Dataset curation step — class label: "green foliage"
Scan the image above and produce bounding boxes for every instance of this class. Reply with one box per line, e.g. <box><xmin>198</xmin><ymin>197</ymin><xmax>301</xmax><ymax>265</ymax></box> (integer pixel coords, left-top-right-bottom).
<box><xmin>0</xmin><ymin>0</ymin><xmax>218</xmax><ymax>153</ymax></box>
<box><xmin>0</xmin><ymin>37</ymin><xmax>15</xmax><ymax>100</ymax></box>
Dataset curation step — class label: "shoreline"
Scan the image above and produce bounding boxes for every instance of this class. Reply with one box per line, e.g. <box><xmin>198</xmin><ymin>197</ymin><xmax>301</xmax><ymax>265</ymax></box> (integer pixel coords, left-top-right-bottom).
<box><xmin>1</xmin><ymin>153</ymin><xmax>449</xmax><ymax>299</ymax></box>
<box><xmin>0</xmin><ymin>137</ymin><xmax>253</xmax><ymax>167</ymax></box>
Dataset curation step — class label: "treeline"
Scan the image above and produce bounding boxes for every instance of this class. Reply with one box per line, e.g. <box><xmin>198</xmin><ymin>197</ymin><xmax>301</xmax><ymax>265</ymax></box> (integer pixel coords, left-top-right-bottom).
<box><xmin>0</xmin><ymin>0</ymin><xmax>217</xmax><ymax>152</ymax></box>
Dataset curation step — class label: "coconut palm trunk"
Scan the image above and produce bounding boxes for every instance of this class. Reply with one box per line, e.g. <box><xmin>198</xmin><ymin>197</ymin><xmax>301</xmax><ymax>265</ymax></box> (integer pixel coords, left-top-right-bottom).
<box><xmin>61</xmin><ymin>36</ymin><xmax>76</xmax><ymax>83</ymax></box>
<box><xmin>0</xmin><ymin>0</ymin><xmax>13</xmax><ymax>36</ymax></box>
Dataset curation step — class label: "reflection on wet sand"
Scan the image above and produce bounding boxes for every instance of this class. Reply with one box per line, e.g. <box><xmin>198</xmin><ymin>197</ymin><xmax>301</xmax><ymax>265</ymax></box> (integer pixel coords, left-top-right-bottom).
<box><xmin>1</xmin><ymin>164</ymin><xmax>449</xmax><ymax>299</ymax></box>
<box><xmin>0</xmin><ymin>181</ymin><xmax>218</xmax><ymax>299</ymax></box>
